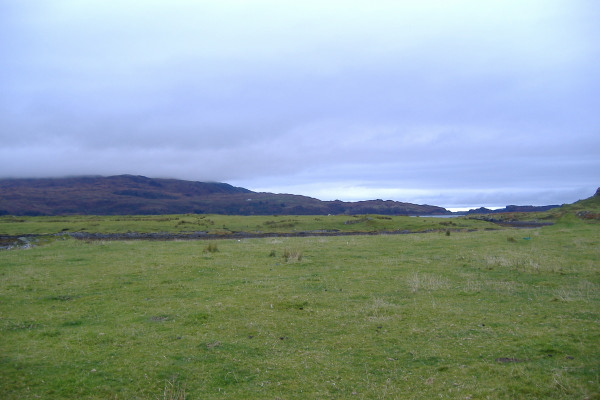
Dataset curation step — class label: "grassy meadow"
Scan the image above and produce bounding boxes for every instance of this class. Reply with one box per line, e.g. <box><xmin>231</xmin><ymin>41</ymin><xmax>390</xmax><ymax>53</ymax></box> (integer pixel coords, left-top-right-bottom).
<box><xmin>1</xmin><ymin>213</ymin><xmax>598</xmax><ymax>399</ymax></box>
<box><xmin>0</xmin><ymin>213</ymin><xmax>497</xmax><ymax>236</ymax></box>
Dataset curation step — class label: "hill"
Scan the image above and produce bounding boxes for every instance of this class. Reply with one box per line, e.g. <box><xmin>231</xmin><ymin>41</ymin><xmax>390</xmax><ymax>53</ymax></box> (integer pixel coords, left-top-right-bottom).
<box><xmin>464</xmin><ymin>204</ymin><xmax>560</xmax><ymax>214</ymax></box>
<box><xmin>461</xmin><ymin>188</ymin><xmax>600</xmax><ymax>225</ymax></box>
<box><xmin>550</xmin><ymin>187</ymin><xmax>600</xmax><ymax>220</ymax></box>
<box><xmin>0</xmin><ymin>175</ymin><xmax>449</xmax><ymax>216</ymax></box>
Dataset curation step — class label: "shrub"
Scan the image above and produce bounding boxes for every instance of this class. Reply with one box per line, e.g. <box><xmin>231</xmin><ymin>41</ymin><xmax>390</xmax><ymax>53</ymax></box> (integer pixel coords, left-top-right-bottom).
<box><xmin>203</xmin><ymin>242</ymin><xmax>219</xmax><ymax>253</ymax></box>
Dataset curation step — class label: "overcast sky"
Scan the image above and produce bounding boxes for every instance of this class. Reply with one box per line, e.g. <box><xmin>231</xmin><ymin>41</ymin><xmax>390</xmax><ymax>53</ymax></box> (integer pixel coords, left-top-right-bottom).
<box><xmin>1</xmin><ymin>1</ymin><xmax>598</xmax><ymax>210</ymax></box>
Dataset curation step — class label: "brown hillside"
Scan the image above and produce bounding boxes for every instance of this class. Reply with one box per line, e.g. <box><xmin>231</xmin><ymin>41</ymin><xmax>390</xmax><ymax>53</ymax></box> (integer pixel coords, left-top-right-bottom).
<box><xmin>0</xmin><ymin>175</ymin><xmax>449</xmax><ymax>216</ymax></box>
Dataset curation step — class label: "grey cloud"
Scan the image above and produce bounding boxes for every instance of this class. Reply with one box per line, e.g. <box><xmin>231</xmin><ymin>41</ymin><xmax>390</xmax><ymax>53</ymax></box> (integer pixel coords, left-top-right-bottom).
<box><xmin>1</xmin><ymin>1</ymin><xmax>598</xmax><ymax>208</ymax></box>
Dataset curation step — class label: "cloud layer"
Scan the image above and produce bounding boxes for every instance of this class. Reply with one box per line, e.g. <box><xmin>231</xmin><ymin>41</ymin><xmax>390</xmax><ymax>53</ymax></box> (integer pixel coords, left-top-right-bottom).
<box><xmin>1</xmin><ymin>1</ymin><xmax>598</xmax><ymax>208</ymax></box>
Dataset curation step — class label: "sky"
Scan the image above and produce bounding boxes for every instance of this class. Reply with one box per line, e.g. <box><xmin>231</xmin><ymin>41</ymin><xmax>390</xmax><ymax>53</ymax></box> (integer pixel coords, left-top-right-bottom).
<box><xmin>1</xmin><ymin>0</ymin><xmax>599</xmax><ymax>210</ymax></box>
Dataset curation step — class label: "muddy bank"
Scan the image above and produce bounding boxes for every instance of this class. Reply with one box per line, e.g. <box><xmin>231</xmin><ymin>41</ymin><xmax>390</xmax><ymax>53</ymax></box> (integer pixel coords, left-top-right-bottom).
<box><xmin>0</xmin><ymin>236</ymin><xmax>38</xmax><ymax>250</ymax></box>
<box><xmin>1</xmin><ymin>231</ymin><xmax>418</xmax><ymax>248</ymax></box>
<box><xmin>59</xmin><ymin>221</ymin><xmax>552</xmax><ymax>241</ymax></box>
<box><xmin>62</xmin><ymin>229</ymin><xmax>433</xmax><ymax>241</ymax></box>
<box><xmin>2</xmin><ymin>222</ymin><xmax>551</xmax><ymax>248</ymax></box>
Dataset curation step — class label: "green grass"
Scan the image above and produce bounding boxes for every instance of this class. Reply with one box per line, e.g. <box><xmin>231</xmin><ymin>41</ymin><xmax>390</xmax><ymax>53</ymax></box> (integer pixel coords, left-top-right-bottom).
<box><xmin>1</xmin><ymin>217</ymin><xmax>598</xmax><ymax>399</ymax></box>
<box><xmin>0</xmin><ymin>213</ymin><xmax>497</xmax><ymax>236</ymax></box>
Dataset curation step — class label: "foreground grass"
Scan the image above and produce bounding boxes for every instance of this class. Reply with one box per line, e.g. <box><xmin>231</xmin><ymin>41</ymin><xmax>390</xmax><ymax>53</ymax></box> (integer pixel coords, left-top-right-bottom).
<box><xmin>1</xmin><ymin>221</ymin><xmax>598</xmax><ymax>399</ymax></box>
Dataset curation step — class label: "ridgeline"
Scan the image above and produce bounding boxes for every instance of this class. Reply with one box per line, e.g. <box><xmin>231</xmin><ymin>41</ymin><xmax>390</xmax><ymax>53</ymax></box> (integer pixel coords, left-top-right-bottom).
<box><xmin>0</xmin><ymin>175</ymin><xmax>449</xmax><ymax>216</ymax></box>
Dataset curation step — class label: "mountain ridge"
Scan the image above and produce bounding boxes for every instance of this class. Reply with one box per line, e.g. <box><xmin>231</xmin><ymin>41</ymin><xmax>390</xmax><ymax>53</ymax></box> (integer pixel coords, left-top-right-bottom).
<box><xmin>0</xmin><ymin>175</ymin><xmax>449</xmax><ymax>216</ymax></box>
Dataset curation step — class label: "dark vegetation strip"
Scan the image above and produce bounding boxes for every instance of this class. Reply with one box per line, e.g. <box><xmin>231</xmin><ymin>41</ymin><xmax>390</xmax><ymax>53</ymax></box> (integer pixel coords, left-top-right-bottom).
<box><xmin>475</xmin><ymin>219</ymin><xmax>554</xmax><ymax>227</ymax></box>
<box><xmin>62</xmin><ymin>229</ymin><xmax>438</xmax><ymax>241</ymax></box>
<box><xmin>0</xmin><ymin>220</ymin><xmax>552</xmax><ymax>249</ymax></box>
<box><xmin>1</xmin><ymin>229</ymin><xmax>446</xmax><ymax>247</ymax></box>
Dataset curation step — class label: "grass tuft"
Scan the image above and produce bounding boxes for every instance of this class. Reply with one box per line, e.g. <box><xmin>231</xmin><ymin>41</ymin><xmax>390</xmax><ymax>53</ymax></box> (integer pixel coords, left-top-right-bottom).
<box><xmin>282</xmin><ymin>248</ymin><xmax>303</xmax><ymax>262</ymax></box>
<box><xmin>203</xmin><ymin>242</ymin><xmax>219</xmax><ymax>253</ymax></box>
<box><xmin>158</xmin><ymin>378</ymin><xmax>186</xmax><ymax>400</ymax></box>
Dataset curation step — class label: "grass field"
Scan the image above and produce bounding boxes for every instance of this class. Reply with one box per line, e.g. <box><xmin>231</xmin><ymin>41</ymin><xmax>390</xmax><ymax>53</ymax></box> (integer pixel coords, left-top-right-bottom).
<box><xmin>1</xmin><ymin>213</ymin><xmax>598</xmax><ymax>399</ymax></box>
<box><xmin>0</xmin><ymin>213</ymin><xmax>499</xmax><ymax>237</ymax></box>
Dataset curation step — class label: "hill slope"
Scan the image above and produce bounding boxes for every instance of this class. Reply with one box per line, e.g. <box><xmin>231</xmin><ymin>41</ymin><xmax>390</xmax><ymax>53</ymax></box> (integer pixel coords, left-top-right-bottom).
<box><xmin>550</xmin><ymin>187</ymin><xmax>600</xmax><ymax>220</ymax></box>
<box><xmin>0</xmin><ymin>175</ymin><xmax>449</xmax><ymax>216</ymax></box>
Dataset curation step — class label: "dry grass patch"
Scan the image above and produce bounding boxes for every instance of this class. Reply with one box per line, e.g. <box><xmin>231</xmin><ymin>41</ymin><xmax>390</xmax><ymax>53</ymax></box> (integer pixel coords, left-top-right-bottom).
<box><xmin>407</xmin><ymin>272</ymin><xmax>449</xmax><ymax>292</ymax></box>
<box><xmin>282</xmin><ymin>248</ymin><xmax>303</xmax><ymax>262</ymax></box>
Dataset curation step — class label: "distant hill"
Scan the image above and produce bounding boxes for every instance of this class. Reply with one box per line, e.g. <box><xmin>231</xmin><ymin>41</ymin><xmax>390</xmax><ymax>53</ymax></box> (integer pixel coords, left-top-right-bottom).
<box><xmin>464</xmin><ymin>204</ymin><xmax>560</xmax><ymax>215</ymax></box>
<box><xmin>0</xmin><ymin>175</ymin><xmax>449</xmax><ymax>216</ymax></box>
